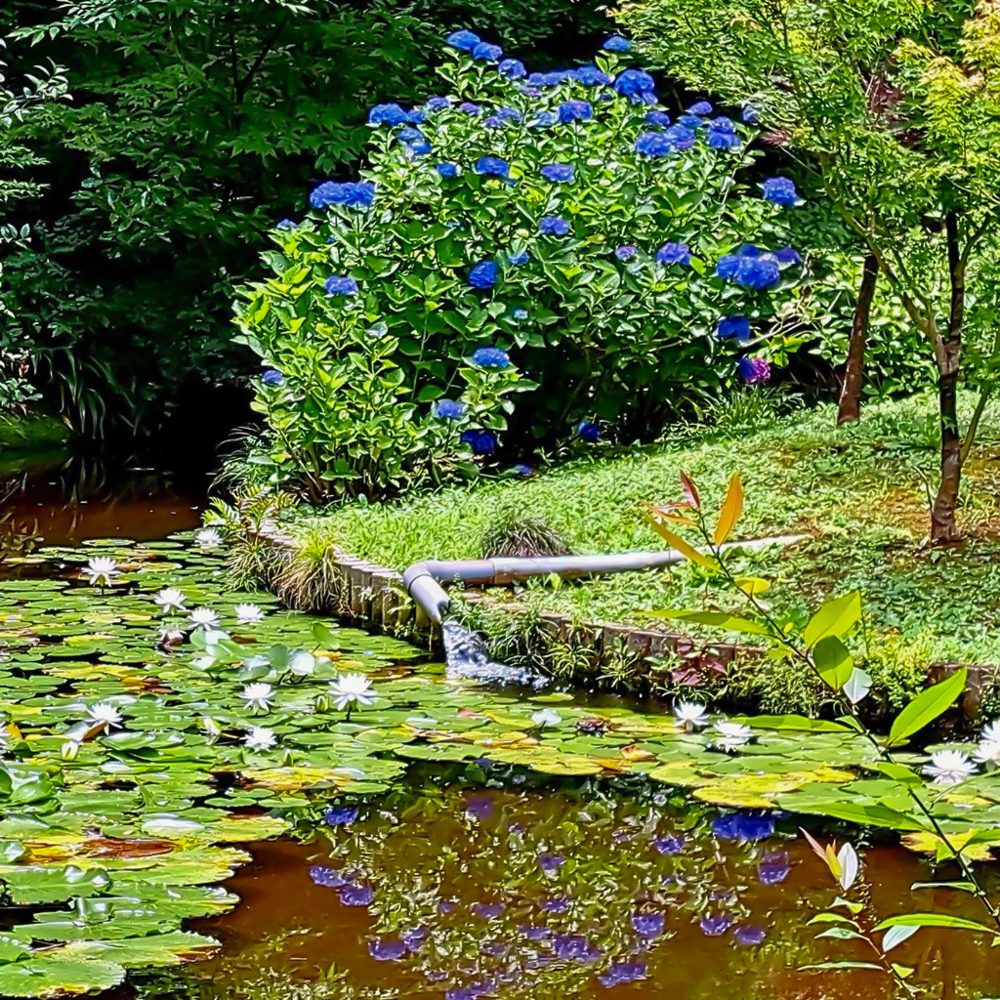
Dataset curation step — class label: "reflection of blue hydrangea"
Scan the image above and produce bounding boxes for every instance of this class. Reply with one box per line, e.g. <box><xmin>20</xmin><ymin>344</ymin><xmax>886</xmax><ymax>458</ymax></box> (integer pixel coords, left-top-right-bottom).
<box><xmin>757</xmin><ymin>851</ymin><xmax>791</xmax><ymax>885</ymax></box>
<box><xmin>541</xmin><ymin>163</ymin><xmax>574</xmax><ymax>183</ymax></box>
<box><xmin>369</xmin><ymin>939</ymin><xmax>407</xmax><ymax>961</ymax></box>
<box><xmin>656</xmin><ymin>242</ymin><xmax>691</xmax><ymax>265</ymax></box>
<box><xmin>461</xmin><ymin>429</ymin><xmax>498</xmax><ymax>455</ymax></box>
<box><xmin>309</xmin><ymin>865</ymin><xmax>346</xmax><ymax>887</ymax></box>
<box><xmin>734</xmin><ymin>256</ymin><xmax>780</xmax><ymax>289</ymax></box>
<box><xmin>598</xmin><ymin>962</ymin><xmax>647</xmax><ymax>987</ymax></box>
<box><xmin>472</xmin><ymin>41</ymin><xmax>503</xmax><ymax>61</ymax></box>
<box><xmin>262</xmin><ymin>369</ymin><xmax>284</xmax><ymax>386</ymax></box>
<box><xmin>653</xmin><ymin>834</ymin><xmax>685</xmax><ymax>854</ymax></box>
<box><xmin>603</xmin><ymin>35</ymin><xmax>631</xmax><ymax>51</ymax></box>
<box><xmin>436</xmin><ymin>162</ymin><xmax>458</xmax><ymax>178</ymax></box>
<box><xmin>475</xmin><ymin>156</ymin><xmax>510</xmax><ymax>178</ymax></box>
<box><xmin>712</xmin><ymin>812</ymin><xmax>775</xmax><ymax>841</ymax></box>
<box><xmin>498</xmin><ymin>58</ymin><xmax>526</xmax><ymax>78</ymax></box>
<box><xmin>761</xmin><ymin>176</ymin><xmax>798</xmax><ymax>205</ymax></box>
<box><xmin>573</xmin><ymin>65</ymin><xmax>612</xmax><ymax>86</ymax></box>
<box><xmin>700</xmin><ymin>913</ymin><xmax>732</xmax><ymax>936</ymax></box>
<box><xmin>340</xmin><ymin>884</ymin><xmax>374</xmax><ymax>907</ymax></box>
<box><xmin>276</xmin><ymin>218</ymin><xmax>297</xmax><ymax>230</ymax></box>
<box><xmin>688</xmin><ymin>100</ymin><xmax>713</xmax><ymax>115</ymax></box>
<box><xmin>615</xmin><ymin>245</ymin><xmax>638</xmax><ymax>261</ymax></box>
<box><xmin>468</xmin><ymin>260</ymin><xmax>499</xmax><ymax>289</ymax></box>
<box><xmin>577</xmin><ymin>420</ymin><xmax>600</xmax><ymax>442</ymax></box>
<box><xmin>646</xmin><ymin>110</ymin><xmax>671</xmax><ymax>126</ymax></box>
<box><xmin>635</xmin><ymin>131</ymin><xmax>673</xmax><ymax>157</ymax></box>
<box><xmin>558</xmin><ymin>99</ymin><xmax>593</xmax><ymax>122</ymax></box>
<box><xmin>508</xmin><ymin>250</ymin><xmax>530</xmax><ymax>266</ymax></box>
<box><xmin>613</xmin><ymin>68</ymin><xmax>656</xmax><ymax>103</ymax></box>
<box><xmin>325</xmin><ymin>275</ymin><xmax>359</xmax><ymax>296</ymax></box>
<box><xmin>631</xmin><ymin>912</ymin><xmax>665</xmax><ymax>937</ymax></box>
<box><xmin>324</xmin><ymin>805</ymin><xmax>359</xmax><ymax>826</ymax></box>
<box><xmin>540</xmin><ymin>215</ymin><xmax>571</xmax><ymax>236</ymax></box>
<box><xmin>446</xmin><ymin>29</ymin><xmax>481</xmax><ymax>51</ymax></box>
<box><xmin>734</xmin><ymin>924</ymin><xmax>767</xmax><ymax>946</ymax></box>
<box><xmin>368</xmin><ymin>103</ymin><xmax>409</xmax><ymax>126</ymax></box>
<box><xmin>717</xmin><ymin>315</ymin><xmax>750</xmax><ymax>340</ymax></box>
<box><xmin>471</xmin><ymin>346</ymin><xmax>510</xmax><ymax>369</ymax></box>
<box><xmin>434</xmin><ymin>399</ymin><xmax>465</xmax><ymax>419</ymax></box>
<box><xmin>774</xmin><ymin>246</ymin><xmax>802</xmax><ymax>265</ymax></box>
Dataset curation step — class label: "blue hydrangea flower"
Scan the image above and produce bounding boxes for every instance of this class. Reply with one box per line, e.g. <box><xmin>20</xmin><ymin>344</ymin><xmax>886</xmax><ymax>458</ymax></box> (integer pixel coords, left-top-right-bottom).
<box><xmin>309</xmin><ymin>181</ymin><xmax>343</xmax><ymax>208</ymax></box>
<box><xmin>309</xmin><ymin>181</ymin><xmax>374</xmax><ymax>209</ymax></box>
<box><xmin>710</xmin><ymin>116</ymin><xmax>736</xmax><ymax>133</ymax></box>
<box><xmin>688</xmin><ymin>100</ymin><xmax>713</xmax><ymax>115</ymax></box>
<box><xmin>261</xmin><ymin>369</ymin><xmax>284</xmax><ymax>385</ymax></box>
<box><xmin>716</xmin><ymin>315</ymin><xmax>750</xmax><ymax>340</ymax></box>
<box><xmin>434</xmin><ymin>399</ymin><xmax>465</xmax><ymax>419</ymax></box>
<box><xmin>482</xmin><ymin>115</ymin><xmax>504</xmax><ymax>129</ymax></box>
<box><xmin>410</xmin><ymin>111</ymin><xmax>428</xmax><ymax>127</ymax></box>
<box><xmin>446</xmin><ymin>30</ymin><xmax>481</xmax><ymax>51</ymax></box>
<box><xmin>512</xmin><ymin>308</ymin><xmax>529</xmax><ymax>321</ymax></box>
<box><xmin>368</xmin><ymin>103</ymin><xmax>409</xmax><ymax>126</ymax></box>
<box><xmin>665</xmin><ymin>124</ymin><xmax>696</xmax><ymax>149</ymax></box>
<box><xmin>715</xmin><ymin>254</ymin><xmax>741</xmax><ymax>280</ymax></box>
<box><xmin>635</xmin><ymin>131</ymin><xmax>673</xmax><ymax>157</ymax></box>
<box><xmin>529</xmin><ymin>110</ymin><xmax>557</xmax><ymax>129</ymax></box>
<box><xmin>576</xmin><ymin>420</ymin><xmax>600</xmax><ymax>442</ymax></box>
<box><xmin>646</xmin><ymin>110</ymin><xmax>671</xmax><ymax>126</ymax></box>
<box><xmin>540</xmin><ymin>215</ymin><xmax>571</xmax><ymax>236</ymax></box>
<box><xmin>514</xmin><ymin>463</ymin><xmax>533</xmax><ymax>476</ymax></box>
<box><xmin>276</xmin><ymin>218</ymin><xmax>297</xmax><ymax>230</ymax></box>
<box><xmin>497</xmin><ymin>106</ymin><xmax>522</xmax><ymax>122</ymax></box>
<box><xmin>677</xmin><ymin>114</ymin><xmax>704</xmax><ymax>130</ymax></box>
<box><xmin>656</xmin><ymin>242</ymin><xmax>691</xmax><ymax>265</ymax></box>
<box><xmin>603</xmin><ymin>35</ymin><xmax>631</xmax><ymax>51</ymax></box>
<box><xmin>613</xmin><ymin>68</ymin><xmax>656</xmax><ymax>103</ymax></box>
<box><xmin>436</xmin><ymin>162</ymin><xmax>458</xmax><ymax>178</ymax></box>
<box><xmin>425</xmin><ymin>96</ymin><xmax>451</xmax><ymax>112</ymax></box>
<box><xmin>734</xmin><ymin>256</ymin><xmax>780</xmax><ymax>289</ymax></box>
<box><xmin>472</xmin><ymin>41</ymin><xmax>503</xmax><ymax>61</ymax></box>
<box><xmin>398</xmin><ymin>127</ymin><xmax>424</xmax><ymax>144</ymax></box>
<box><xmin>347</xmin><ymin>181</ymin><xmax>375</xmax><ymax>207</ymax></box>
<box><xmin>573</xmin><ymin>65</ymin><xmax>612</xmax><ymax>86</ymax></box>
<box><xmin>461</xmin><ymin>429</ymin><xmax>497</xmax><ymax>455</ymax></box>
<box><xmin>558</xmin><ymin>99</ymin><xmax>593</xmax><ymax>122</ymax></box>
<box><xmin>706</xmin><ymin>128</ymin><xmax>741</xmax><ymax>150</ymax></box>
<box><xmin>325</xmin><ymin>275</ymin><xmax>359</xmax><ymax>296</ymax></box>
<box><xmin>541</xmin><ymin>163</ymin><xmax>574</xmax><ymax>183</ymax></box>
<box><xmin>508</xmin><ymin>250</ymin><xmax>530</xmax><ymax>266</ymax></box>
<box><xmin>468</xmin><ymin>260</ymin><xmax>499</xmax><ymax>289</ymax></box>
<box><xmin>535</xmin><ymin>70</ymin><xmax>572</xmax><ymax>86</ymax></box>
<box><xmin>741</xmin><ymin>105</ymin><xmax>758</xmax><ymax>123</ymax></box>
<box><xmin>475</xmin><ymin>156</ymin><xmax>510</xmax><ymax>178</ymax></box>
<box><xmin>458</xmin><ymin>101</ymin><xmax>483</xmax><ymax>115</ymax></box>
<box><xmin>471</xmin><ymin>346</ymin><xmax>510</xmax><ymax>369</ymax></box>
<box><xmin>761</xmin><ymin>176</ymin><xmax>798</xmax><ymax>205</ymax></box>
<box><xmin>498</xmin><ymin>58</ymin><xmax>526</xmax><ymax>78</ymax></box>
<box><xmin>738</xmin><ymin>356</ymin><xmax>772</xmax><ymax>383</ymax></box>
<box><xmin>774</xmin><ymin>246</ymin><xmax>802</xmax><ymax>265</ymax></box>
<box><xmin>615</xmin><ymin>245</ymin><xmax>638</xmax><ymax>261</ymax></box>
<box><xmin>737</xmin><ymin>243</ymin><xmax>761</xmax><ymax>257</ymax></box>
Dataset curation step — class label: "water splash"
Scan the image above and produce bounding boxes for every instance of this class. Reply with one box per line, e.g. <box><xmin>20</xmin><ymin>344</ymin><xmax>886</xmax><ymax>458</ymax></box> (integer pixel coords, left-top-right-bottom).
<box><xmin>441</xmin><ymin>618</ymin><xmax>547</xmax><ymax>688</ymax></box>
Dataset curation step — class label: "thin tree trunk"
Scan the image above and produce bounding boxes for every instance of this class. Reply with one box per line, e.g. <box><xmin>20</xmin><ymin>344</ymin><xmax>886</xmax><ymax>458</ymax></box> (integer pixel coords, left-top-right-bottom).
<box><xmin>837</xmin><ymin>253</ymin><xmax>879</xmax><ymax>425</ymax></box>
<box><xmin>931</xmin><ymin>212</ymin><xmax>965</xmax><ymax>543</ymax></box>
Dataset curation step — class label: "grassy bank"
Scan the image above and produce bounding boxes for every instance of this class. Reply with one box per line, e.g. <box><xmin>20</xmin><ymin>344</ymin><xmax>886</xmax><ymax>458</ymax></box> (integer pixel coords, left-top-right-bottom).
<box><xmin>0</xmin><ymin>412</ymin><xmax>69</xmax><ymax>451</ymax></box>
<box><xmin>262</xmin><ymin>393</ymin><xmax>1000</xmax><ymax>710</ymax></box>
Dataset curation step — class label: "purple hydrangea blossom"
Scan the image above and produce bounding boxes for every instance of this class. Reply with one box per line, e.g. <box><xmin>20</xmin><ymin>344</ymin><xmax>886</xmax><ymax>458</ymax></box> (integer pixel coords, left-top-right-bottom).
<box><xmin>656</xmin><ymin>242</ymin><xmax>691</xmax><ymax>265</ymax></box>
<box><xmin>325</xmin><ymin>275</ymin><xmax>359</xmax><ymax>296</ymax></box>
<box><xmin>738</xmin><ymin>356</ymin><xmax>772</xmax><ymax>384</ymax></box>
<box><xmin>541</xmin><ymin>163</ymin><xmax>574</xmax><ymax>183</ymax></box>
<box><xmin>615</xmin><ymin>245</ymin><xmax>638</xmax><ymax>261</ymax></box>
<box><xmin>434</xmin><ymin>399</ymin><xmax>465</xmax><ymax>419</ymax></box>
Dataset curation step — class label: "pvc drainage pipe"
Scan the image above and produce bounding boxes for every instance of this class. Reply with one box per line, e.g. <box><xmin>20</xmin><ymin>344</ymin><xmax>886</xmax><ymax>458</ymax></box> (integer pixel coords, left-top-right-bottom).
<box><xmin>402</xmin><ymin>534</ymin><xmax>807</xmax><ymax>624</ymax></box>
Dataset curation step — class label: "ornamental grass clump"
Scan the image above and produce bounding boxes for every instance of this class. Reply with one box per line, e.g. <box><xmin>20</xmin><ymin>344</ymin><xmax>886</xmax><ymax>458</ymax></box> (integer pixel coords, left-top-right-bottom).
<box><xmin>236</xmin><ymin>31</ymin><xmax>806</xmax><ymax>499</ymax></box>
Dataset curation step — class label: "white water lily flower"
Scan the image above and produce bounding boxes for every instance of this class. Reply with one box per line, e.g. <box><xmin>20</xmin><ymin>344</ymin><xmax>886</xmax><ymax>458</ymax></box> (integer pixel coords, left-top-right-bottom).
<box><xmin>196</xmin><ymin>528</ymin><xmax>223</xmax><ymax>549</ymax></box>
<box><xmin>531</xmin><ymin>709</ymin><xmax>562</xmax><ymax>727</ymax></box>
<box><xmin>244</xmin><ymin>727</ymin><xmax>277</xmax><ymax>752</ymax></box>
<box><xmin>235</xmin><ymin>603</ymin><xmax>265</xmax><ymax>625</ymax></box>
<box><xmin>713</xmin><ymin>720</ymin><xmax>752</xmax><ymax>752</ymax></box>
<box><xmin>975</xmin><ymin>739</ymin><xmax>1000</xmax><ymax>765</ymax></box>
<box><xmin>241</xmin><ymin>683</ymin><xmax>275</xmax><ymax>713</ymax></box>
<box><xmin>87</xmin><ymin>701</ymin><xmax>123</xmax><ymax>730</ymax></box>
<box><xmin>923</xmin><ymin>749</ymin><xmax>976</xmax><ymax>785</ymax></box>
<box><xmin>674</xmin><ymin>702</ymin><xmax>709</xmax><ymax>730</ymax></box>
<box><xmin>982</xmin><ymin>721</ymin><xmax>1000</xmax><ymax>744</ymax></box>
<box><xmin>154</xmin><ymin>587</ymin><xmax>186</xmax><ymax>612</ymax></box>
<box><xmin>84</xmin><ymin>557</ymin><xmax>118</xmax><ymax>587</ymax></box>
<box><xmin>189</xmin><ymin>607</ymin><xmax>221</xmax><ymax>630</ymax></box>
<box><xmin>329</xmin><ymin>673</ymin><xmax>376</xmax><ymax>711</ymax></box>
<box><xmin>193</xmin><ymin>655</ymin><xmax>216</xmax><ymax>671</ymax></box>
<box><xmin>290</xmin><ymin>651</ymin><xmax>316</xmax><ymax>677</ymax></box>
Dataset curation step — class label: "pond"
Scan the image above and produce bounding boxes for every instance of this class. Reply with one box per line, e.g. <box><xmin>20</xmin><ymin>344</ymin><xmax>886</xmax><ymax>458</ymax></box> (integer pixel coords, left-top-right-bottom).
<box><xmin>1</xmin><ymin>465</ymin><xmax>999</xmax><ymax>1000</ymax></box>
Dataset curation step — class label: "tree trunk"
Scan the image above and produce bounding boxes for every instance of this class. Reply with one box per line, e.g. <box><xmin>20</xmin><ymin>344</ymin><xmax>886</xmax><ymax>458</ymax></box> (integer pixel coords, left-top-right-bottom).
<box><xmin>837</xmin><ymin>253</ymin><xmax>880</xmax><ymax>425</ymax></box>
<box><xmin>930</xmin><ymin>212</ymin><xmax>965</xmax><ymax>543</ymax></box>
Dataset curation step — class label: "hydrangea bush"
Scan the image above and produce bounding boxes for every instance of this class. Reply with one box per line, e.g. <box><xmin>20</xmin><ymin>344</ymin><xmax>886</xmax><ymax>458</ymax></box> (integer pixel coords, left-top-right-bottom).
<box><xmin>235</xmin><ymin>30</ymin><xmax>805</xmax><ymax>497</ymax></box>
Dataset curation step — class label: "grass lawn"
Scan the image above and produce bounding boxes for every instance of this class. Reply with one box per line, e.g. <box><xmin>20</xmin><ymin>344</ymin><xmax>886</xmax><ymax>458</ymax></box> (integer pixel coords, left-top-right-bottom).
<box><xmin>282</xmin><ymin>392</ymin><xmax>1000</xmax><ymax>689</ymax></box>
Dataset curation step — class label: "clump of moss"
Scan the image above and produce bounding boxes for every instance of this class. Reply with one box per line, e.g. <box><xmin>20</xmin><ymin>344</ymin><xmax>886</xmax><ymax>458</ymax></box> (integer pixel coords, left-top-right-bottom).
<box><xmin>479</xmin><ymin>502</ymin><xmax>571</xmax><ymax>559</ymax></box>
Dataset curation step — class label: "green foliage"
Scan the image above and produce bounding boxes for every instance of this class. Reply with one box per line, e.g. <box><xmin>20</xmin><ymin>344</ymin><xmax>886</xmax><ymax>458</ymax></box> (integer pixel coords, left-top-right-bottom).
<box><xmin>1</xmin><ymin>0</ymin><xmax>607</xmax><ymax>437</ymax></box>
<box><xmin>236</xmin><ymin>36</ymin><xmax>806</xmax><ymax>496</ymax></box>
<box><xmin>478</xmin><ymin>500</ymin><xmax>570</xmax><ymax>558</ymax></box>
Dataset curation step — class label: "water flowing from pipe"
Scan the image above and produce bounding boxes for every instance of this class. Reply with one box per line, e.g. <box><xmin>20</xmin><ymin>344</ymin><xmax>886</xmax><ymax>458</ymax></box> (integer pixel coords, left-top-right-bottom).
<box><xmin>440</xmin><ymin>618</ymin><xmax>547</xmax><ymax>688</ymax></box>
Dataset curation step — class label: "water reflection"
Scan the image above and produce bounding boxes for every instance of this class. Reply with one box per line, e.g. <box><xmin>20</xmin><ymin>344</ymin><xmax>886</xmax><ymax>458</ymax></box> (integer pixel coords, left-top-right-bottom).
<box><xmin>186</xmin><ymin>781</ymin><xmax>1000</xmax><ymax>1000</ymax></box>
